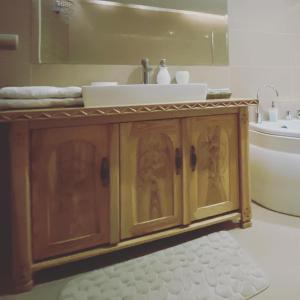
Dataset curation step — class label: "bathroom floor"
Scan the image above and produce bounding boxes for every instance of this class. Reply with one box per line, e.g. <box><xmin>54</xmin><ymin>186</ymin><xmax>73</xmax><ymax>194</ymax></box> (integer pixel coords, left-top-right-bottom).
<box><xmin>1</xmin><ymin>203</ymin><xmax>299</xmax><ymax>300</ymax></box>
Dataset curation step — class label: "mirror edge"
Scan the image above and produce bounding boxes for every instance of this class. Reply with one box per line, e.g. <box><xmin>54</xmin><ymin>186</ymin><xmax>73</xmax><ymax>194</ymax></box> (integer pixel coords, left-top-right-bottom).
<box><xmin>32</xmin><ymin>0</ymin><xmax>42</xmax><ymax>64</ymax></box>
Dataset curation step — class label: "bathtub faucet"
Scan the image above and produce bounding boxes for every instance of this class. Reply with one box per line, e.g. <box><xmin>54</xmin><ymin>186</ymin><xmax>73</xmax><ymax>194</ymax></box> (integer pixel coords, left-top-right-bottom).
<box><xmin>256</xmin><ymin>84</ymin><xmax>279</xmax><ymax>123</ymax></box>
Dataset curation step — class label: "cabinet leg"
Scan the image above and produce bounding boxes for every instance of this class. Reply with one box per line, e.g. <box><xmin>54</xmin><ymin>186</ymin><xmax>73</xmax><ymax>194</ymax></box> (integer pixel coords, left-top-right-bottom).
<box><xmin>240</xmin><ymin>205</ymin><xmax>252</xmax><ymax>229</ymax></box>
<box><xmin>240</xmin><ymin>220</ymin><xmax>252</xmax><ymax>229</ymax></box>
<box><xmin>12</xmin><ymin>276</ymin><xmax>33</xmax><ymax>294</ymax></box>
<box><xmin>10</xmin><ymin>122</ymin><xmax>33</xmax><ymax>293</ymax></box>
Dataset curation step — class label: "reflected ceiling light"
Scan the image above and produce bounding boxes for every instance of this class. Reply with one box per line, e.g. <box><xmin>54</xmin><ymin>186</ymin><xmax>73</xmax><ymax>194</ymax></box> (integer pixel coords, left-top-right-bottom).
<box><xmin>88</xmin><ymin>0</ymin><xmax>119</xmax><ymax>6</ymax></box>
<box><xmin>87</xmin><ymin>0</ymin><xmax>227</xmax><ymax>22</ymax></box>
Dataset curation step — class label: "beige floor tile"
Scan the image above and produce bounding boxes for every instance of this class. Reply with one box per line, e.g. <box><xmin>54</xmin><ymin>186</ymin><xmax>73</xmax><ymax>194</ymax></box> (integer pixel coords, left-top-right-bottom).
<box><xmin>1</xmin><ymin>203</ymin><xmax>300</xmax><ymax>300</ymax></box>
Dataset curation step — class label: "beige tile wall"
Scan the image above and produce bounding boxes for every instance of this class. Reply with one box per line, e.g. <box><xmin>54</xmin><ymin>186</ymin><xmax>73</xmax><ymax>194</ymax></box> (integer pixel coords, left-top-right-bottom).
<box><xmin>228</xmin><ymin>0</ymin><xmax>300</xmax><ymax>117</ymax></box>
<box><xmin>1</xmin><ymin>0</ymin><xmax>300</xmax><ymax>118</ymax></box>
<box><xmin>0</xmin><ymin>0</ymin><xmax>32</xmax><ymax>86</ymax></box>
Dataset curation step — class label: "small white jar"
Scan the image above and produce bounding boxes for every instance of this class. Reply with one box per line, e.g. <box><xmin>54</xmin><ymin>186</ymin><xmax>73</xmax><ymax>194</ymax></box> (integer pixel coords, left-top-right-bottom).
<box><xmin>175</xmin><ymin>71</ymin><xmax>190</xmax><ymax>84</ymax></box>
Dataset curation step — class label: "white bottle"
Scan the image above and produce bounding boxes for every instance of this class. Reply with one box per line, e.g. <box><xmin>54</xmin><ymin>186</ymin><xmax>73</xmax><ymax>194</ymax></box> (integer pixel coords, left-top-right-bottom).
<box><xmin>156</xmin><ymin>59</ymin><xmax>171</xmax><ymax>84</ymax></box>
<box><xmin>269</xmin><ymin>101</ymin><xmax>278</xmax><ymax>122</ymax></box>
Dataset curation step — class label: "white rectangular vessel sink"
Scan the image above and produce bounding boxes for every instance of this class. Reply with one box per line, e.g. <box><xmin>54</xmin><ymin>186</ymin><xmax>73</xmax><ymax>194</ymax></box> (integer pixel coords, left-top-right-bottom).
<box><xmin>82</xmin><ymin>83</ymin><xmax>208</xmax><ymax>107</ymax></box>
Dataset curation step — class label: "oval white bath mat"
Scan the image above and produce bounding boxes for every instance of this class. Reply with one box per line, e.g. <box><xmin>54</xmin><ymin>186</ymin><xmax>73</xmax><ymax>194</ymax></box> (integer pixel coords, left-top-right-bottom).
<box><xmin>59</xmin><ymin>231</ymin><xmax>269</xmax><ymax>300</ymax></box>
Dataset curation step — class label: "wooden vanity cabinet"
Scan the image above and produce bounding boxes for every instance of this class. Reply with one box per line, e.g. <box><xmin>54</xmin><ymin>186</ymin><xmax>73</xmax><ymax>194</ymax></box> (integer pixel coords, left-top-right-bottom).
<box><xmin>30</xmin><ymin>124</ymin><xmax>119</xmax><ymax>261</ymax></box>
<box><xmin>2</xmin><ymin>100</ymin><xmax>255</xmax><ymax>293</ymax></box>
<box><xmin>183</xmin><ymin>114</ymin><xmax>240</xmax><ymax>222</ymax></box>
<box><xmin>120</xmin><ymin>119</ymin><xmax>182</xmax><ymax>239</ymax></box>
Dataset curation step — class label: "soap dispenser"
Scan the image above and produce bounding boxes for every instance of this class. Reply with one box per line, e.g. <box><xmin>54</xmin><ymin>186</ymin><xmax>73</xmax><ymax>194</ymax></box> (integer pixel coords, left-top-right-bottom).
<box><xmin>269</xmin><ymin>101</ymin><xmax>278</xmax><ymax>122</ymax></box>
<box><xmin>156</xmin><ymin>59</ymin><xmax>171</xmax><ymax>84</ymax></box>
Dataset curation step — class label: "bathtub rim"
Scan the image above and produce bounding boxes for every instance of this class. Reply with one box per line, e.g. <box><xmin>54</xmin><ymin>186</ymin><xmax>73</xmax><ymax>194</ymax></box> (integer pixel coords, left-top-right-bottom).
<box><xmin>250</xmin><ymin>128</ymin><xmax>300</xmax><ymax>218</ymax></box>
<box><xmin>252</xmin><ymin>200</ymin><xmax>300</xmax><ymax>218</ymax></box>
<box><xmin>249</xmin><ymin>119</ymin><xmax>300</xmax><ymax>138</ymax></box>
<box><xmin>249</xmin><ymin>128</ymin><xmax>300</xmax><ymax>154</ymax></box>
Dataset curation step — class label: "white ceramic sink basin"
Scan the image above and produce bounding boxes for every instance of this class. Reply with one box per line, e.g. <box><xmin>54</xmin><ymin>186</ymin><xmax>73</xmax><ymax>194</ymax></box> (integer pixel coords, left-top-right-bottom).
<box><xmin>82</xmin><ymin>83</ymin><xmax>208</xmax><ymax>107</ymax></box>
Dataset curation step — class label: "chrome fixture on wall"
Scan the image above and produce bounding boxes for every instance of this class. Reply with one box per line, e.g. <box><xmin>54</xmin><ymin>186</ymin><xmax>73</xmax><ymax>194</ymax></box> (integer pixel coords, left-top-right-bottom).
<box><xmin>0</xmin><ymin>34</ymin><xmax>18</xmax><ymax>50</ymax></box>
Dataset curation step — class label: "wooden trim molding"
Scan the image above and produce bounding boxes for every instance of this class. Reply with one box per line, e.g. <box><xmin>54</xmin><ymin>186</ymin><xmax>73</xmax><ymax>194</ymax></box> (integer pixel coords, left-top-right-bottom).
<box><xmin>238</xmin><ymin>107</ymin><xmax>252</xmax><ymax>228</ymax></box>
<box><xmin>0</xmin><ymin>99</ymin><xmax>258</xmax><ymax>123</ymax></box>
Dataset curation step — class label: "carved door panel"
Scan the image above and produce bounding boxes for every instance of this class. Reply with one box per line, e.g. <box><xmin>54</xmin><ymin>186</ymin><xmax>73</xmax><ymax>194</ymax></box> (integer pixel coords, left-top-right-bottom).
<box><xmin>31</xmin><ymin>125</ymin><xmax>119</xmax><ymax>261</ymax></box>
<box><xmin>183</xmin><ymin>114</ymin><xmax>239</xmax><ymax>222</ymax></box>
<box><xmin>121</xmin><ymin>119</ymin><xmax>182</xmax><ymax>239</ymax></box>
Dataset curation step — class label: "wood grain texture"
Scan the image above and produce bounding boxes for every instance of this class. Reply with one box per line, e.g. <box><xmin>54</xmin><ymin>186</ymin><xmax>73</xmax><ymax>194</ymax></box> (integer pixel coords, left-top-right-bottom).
<box><xmin>33</xmin><ymin>212</ymin><xmax>241</xmax><ymax>272</ymax></box>
<box><xmin>183</xmin><ymin>114</ymin><xmax>239</xmax><ymax>222</ymax></box>
<box><xmin>31</xmin><ymin>125</ymin><xmax>115</xmax><ymax>261</ymax></box>
<box><xmin>9</xmin><ymin>122</ymin><xmax>33</xmax><ymax>292</ymax></box>
<box><xmin>121</xmin><ymin>119</ymin><xmax>182</xmax><ymax>239</ymax></box>
<box><xmin>238</xmin><ymin>107</ymin><xmax>252</xmax><ymax>228</ymax></box>
<box><xmin>109</xmin><ymin>124</ymin><xmax>120</xmax><ymax>245</ymax></box>
<box><xmin>4</xmin><ymin>103</ymin><xmax>253</xmax><ymax>293</ymax></box>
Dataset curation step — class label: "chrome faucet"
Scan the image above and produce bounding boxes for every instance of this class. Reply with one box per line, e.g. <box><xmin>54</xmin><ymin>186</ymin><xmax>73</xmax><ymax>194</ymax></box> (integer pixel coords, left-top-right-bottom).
<box><xmin>256</xmin><ymin>84</ymin><xmax>279</xmax><ymax>123</ymax></box>
<box><xmin>141</xmin><ymin>58</ymin><xmax>153</xmax><ymax>84</ymax></box>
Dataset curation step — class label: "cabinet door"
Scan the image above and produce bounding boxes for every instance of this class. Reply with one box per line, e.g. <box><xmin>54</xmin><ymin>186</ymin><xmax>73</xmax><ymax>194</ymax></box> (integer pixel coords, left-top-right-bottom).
<box><xmin>121</xmin><ymin>120</ymin><xmax>182</xmax><ymax>239</ymax></box>
<box><xmin>183</xmin><ymin>114</ymin><xmax>239</xmax><ymax>222</ymax></box>
<box><xmin>31</xmin><ymin>125</ymin><xmax>119</xmax><ymax>261</ymax></box>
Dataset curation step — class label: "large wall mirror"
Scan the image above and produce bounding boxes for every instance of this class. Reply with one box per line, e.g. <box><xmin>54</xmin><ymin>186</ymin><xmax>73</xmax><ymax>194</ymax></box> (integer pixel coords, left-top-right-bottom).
<box><xmin>35</xmin><ymin>0</ymin><xmax>228</xmax><ymax>65</ymax></box>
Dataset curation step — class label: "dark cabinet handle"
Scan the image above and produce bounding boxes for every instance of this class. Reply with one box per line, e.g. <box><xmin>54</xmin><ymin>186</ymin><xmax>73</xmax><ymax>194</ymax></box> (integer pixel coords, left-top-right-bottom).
<box><xmin>190</xmin><ymin>145</ymin><xmax>197</xmax><ymax>172</ymax></box>
<box><xmin>100</xmin><ymin>157</ymin><xmax>109</xmax><ymax>186</ymax></box>
<box><xmin>175</xmin><ymin>148</ymin><xmax>182</xmax><ymax>175</ymax></box>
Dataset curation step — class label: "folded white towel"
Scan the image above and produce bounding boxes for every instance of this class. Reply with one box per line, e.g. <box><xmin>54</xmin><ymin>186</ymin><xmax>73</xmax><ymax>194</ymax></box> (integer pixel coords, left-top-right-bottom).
<box><xmin>0</xmin><ymin>98</ymin><xmax>83</xmax><ymax>110</ymax></box>
<box><xmin>207</xmin><ymin>88</ymin><xmax>231</xmax><ymax>94</ymax></box>
<box><xmin>0</xmin><ymin>86</ymin><xmax>82</xmax><ymax>99</ymax></box>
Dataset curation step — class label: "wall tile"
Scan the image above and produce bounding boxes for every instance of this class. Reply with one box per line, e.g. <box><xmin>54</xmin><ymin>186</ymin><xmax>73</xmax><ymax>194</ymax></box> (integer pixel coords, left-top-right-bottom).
<box><xmin>286</xmin><ymin>0</ymin><xmax>300</xmax><ymax>34</ymax></box>
<box><xmin>228</xmin><ymin>0</ymin><xmax>289</xmax><ymax>34</ymax></box>
<box><xmin>289</xmin><ymin>35</ymin><xmax>300</xmax><ymax>67</ymax></box>
<box><xmin>0</xmin><ymin>58</ymin><xmax>31</xmax><ymax>87</ymax></box>
<box><xmin>0</xmin><ymin>0</ymin><xmax>32</xmax><ymax>87</ymax></box>
<box><xmin>230</xmin><ymin>66</ymin><xmax>292</xmax><ymax>101</ymax></box>
<box><xmin>229</xmin><ymin>30</ymin><xmax>293</xmax><ymax>67</ymax></box>
<box><xmin>228</xmin><ymin>0</ymin><xmax>300</xmax><ymax>113</ymax></box>
<box><xmin>291</xmin><ymin>68</ymin><xmax>300</xmax><ymax>99</ymax></box>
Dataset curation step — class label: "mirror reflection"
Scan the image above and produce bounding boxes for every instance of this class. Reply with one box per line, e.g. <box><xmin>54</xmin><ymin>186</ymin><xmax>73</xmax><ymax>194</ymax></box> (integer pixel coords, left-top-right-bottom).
<box><xmin>38</xmin><ymin>0</ymin><xmax>228</xmax><ymax>65</ymax></box>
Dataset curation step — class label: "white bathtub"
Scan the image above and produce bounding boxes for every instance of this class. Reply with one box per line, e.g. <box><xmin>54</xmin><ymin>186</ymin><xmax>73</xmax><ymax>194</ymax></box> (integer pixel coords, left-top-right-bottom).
<box><xmin>249</xmin><ymin>120</ymin><xmax>300</xmax><ymax>216</ymax></box>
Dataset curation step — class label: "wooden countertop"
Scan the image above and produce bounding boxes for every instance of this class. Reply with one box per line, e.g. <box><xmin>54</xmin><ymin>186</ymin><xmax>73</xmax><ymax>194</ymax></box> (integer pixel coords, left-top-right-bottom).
<box><xmin>0</xmin><ymin>98</ymin><xmax>258</xmax><ymax>123</ymax></box>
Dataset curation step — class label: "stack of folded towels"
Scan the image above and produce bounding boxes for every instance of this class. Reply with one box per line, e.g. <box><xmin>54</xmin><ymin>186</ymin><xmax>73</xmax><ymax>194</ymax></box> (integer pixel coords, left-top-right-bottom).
<box><xmin>0</xmin><ymin>86</ymin><xmax>83</xmax><ymax>110</ymax></box>
<box><xmin>206</xmin><ymin>88</ymin><xmax>232</xmax><ymax>100</ymax></box>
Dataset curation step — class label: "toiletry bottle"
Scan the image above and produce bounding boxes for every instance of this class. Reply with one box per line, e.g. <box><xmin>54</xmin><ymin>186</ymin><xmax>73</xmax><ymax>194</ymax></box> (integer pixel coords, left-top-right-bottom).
<box><xmin>269</xmin><ymin>101</ymin><xmax>278</xmax><ymax>122</ymax></box>
<box><xmin>156</xmin><ymin>59</ymin><xmax>171</xmax><ymax>84</ymax></box>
